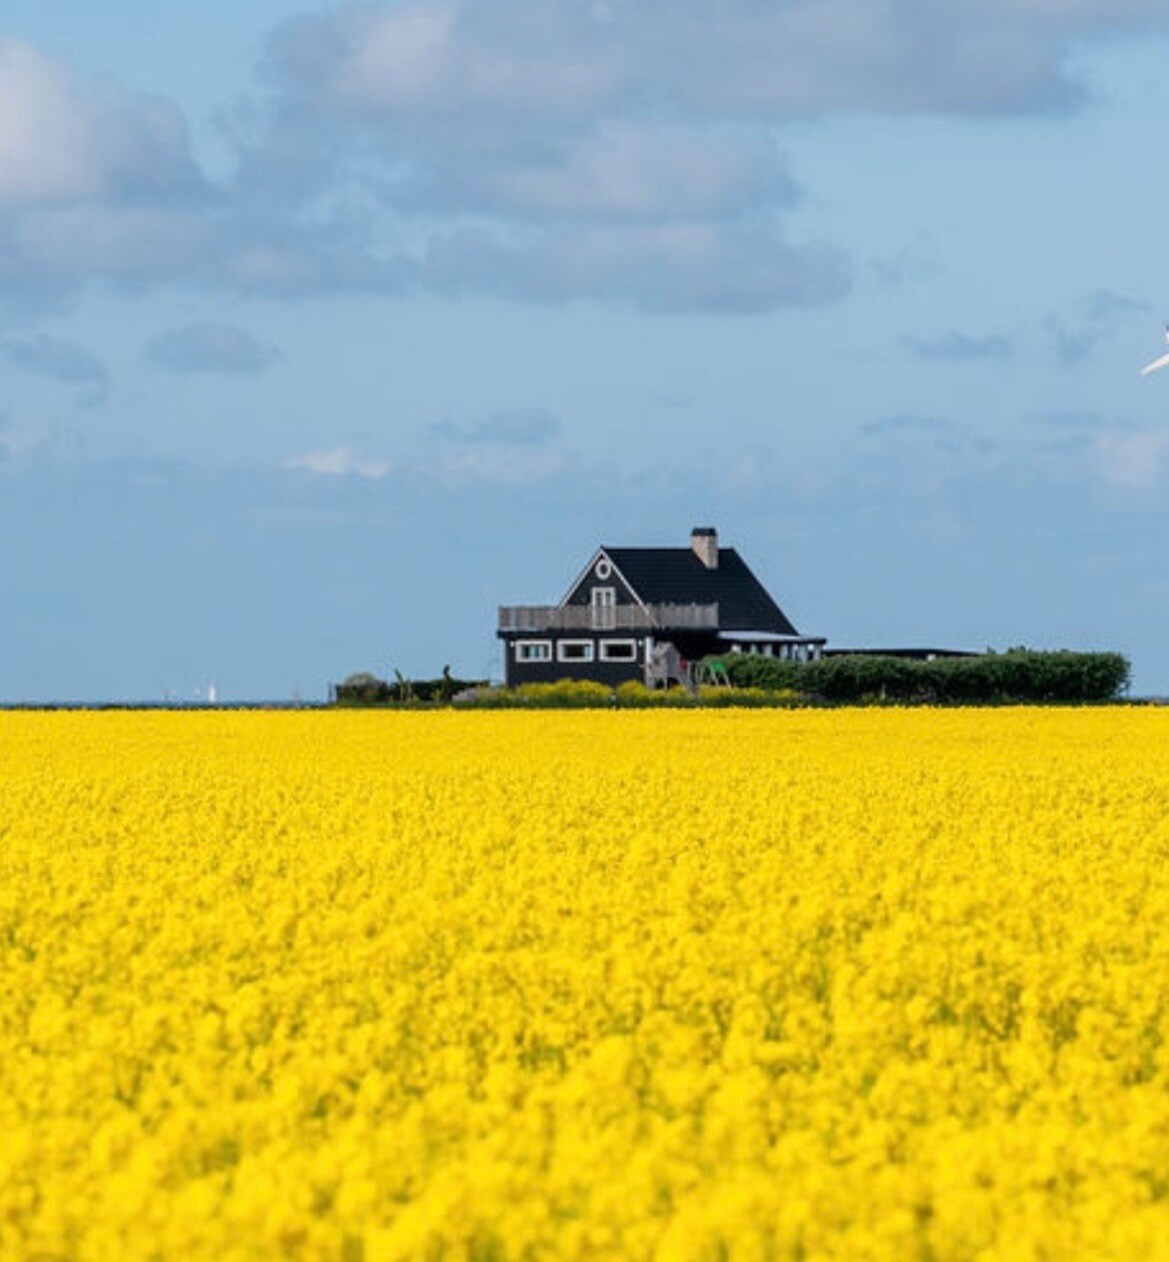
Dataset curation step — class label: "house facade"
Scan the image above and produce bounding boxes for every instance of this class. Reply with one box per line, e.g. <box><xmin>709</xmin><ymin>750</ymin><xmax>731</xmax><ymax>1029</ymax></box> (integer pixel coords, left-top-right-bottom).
<box><xmin>497</xmin><ymin>527</ymin><xmax>826</xmax><ymax>687</ymax></box>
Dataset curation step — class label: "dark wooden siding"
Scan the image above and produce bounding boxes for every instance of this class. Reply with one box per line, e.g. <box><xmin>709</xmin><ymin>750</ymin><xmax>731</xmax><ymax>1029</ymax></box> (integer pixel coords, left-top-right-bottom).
<box><xmin>500</xmin><ymin>632</ymin><xmax>647</xmax><ymax>687</ymax></box>
<box><xmin>562</xmin><ymin>552</ymin><xmax>641</xmax><ymax>610</ymax></box>
<box><xmin>499</xmin><ymin>631</ymin><xmax>729</xmax><ymax>687</ymax></box>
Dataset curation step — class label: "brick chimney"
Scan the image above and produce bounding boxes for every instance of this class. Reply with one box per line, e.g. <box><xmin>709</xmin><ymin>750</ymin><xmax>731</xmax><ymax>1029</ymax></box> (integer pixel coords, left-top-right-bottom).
<box><xmin>691</xmin><ymin>526</ymin><xmax>718</xmax><ymax>569</ymax></box>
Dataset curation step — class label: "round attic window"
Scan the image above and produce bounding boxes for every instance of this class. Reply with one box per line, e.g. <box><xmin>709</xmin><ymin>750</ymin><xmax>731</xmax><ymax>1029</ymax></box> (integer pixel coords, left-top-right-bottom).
<box><xmin>595</xmin><ymin>558</ymin><xmax>612</xmax><ymax>580</ymax></box>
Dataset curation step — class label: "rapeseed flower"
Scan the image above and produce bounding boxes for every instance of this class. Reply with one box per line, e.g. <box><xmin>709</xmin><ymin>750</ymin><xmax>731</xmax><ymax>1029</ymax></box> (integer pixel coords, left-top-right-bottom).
<box><xmin>1</xmin><ymin>709</ymin><xmax>1169</xmax><ymax>1258</ymax></box>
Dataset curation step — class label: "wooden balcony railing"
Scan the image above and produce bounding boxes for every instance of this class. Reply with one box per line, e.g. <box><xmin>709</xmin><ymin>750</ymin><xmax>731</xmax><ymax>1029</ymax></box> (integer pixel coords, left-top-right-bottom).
<box><xmin>498</xmin><ymin>602</ymin><xmax>719</xmax><ymax>633</ymax></box>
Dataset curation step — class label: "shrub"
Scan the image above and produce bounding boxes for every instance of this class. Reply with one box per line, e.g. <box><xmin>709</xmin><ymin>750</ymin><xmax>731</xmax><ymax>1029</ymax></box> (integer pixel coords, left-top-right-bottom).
<box><xmin>513</xmin><ymin>680</ymin><xmax>616</xmax><ymax>708</ymax></box>
<box><xmin>614</xmin><ymin>682</ymin><xmax>681</xmax><ymax>708</ymax></box>
<box><xmin>716</xmin><ymin>655</ymin><xmax>802</xmax><ymax>692</ymax></box>
<box><xmin>801</xmin><ymin>656</ymin><xmax>920</xmax><ymax>703</ymax></box>
<box><xmin>335</xmin><ymin>670</ymin><xmax>487</xmax><ymax>706</ymax></box>
<box><xmin>335</xmin><ymin>672</ymin><xmax>394</xmax><ymax>705</ymax></box>
<box><xmin>695</xmin><ymin>685</ymin><xmax>795</xmax><ymax>708</ymax></box>
<box><xmin>704</xmin><ymin>650</ymin><xmax>1130</xmax><ymax>706</ymax></box>
<box><xmin>453</xmin><ymin>682</ymin><xmax>801</xmax><ymax>709</ymax></box>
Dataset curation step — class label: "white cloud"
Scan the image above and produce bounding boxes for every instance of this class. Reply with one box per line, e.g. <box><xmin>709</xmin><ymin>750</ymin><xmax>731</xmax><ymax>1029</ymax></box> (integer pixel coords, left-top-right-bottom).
<box><xmin>477</xmin><ymin>122</ymin><xmax>796</xmax><ymax>222</ymax></box>
<box><xmin>0</xmin><ymin>40</ymin><xmax>200</xmax><ymax>207</ymax></box>
<box><xmin>5</xmin><ymin>205</ymin><xmax>210</xmax><ymax>283</ymax></box>
<box><xmin>423</xmin><ymin>221</ymin><xmax>849</xmax><ymax>312</ymax></box>
<box><xmin>284</xmin><ymin>446</ymin><xmax>393</xmax><ymax>479</ymax></box>
<box><xmin>334</xmin><ymin>6</ymin><xmax>458</xmax><ymax>108</ymax></box>
<box><xmin>146</xmin><ymin>324</ymin><xmax>281</xmax><ymax>375</ymax></box>
<box><xmin>906</xmin><ymin>332</ymin><xmax>1014</xmax><ymax>362</ymax></box>
<box><xmin>430</xmin><ymin>407</ymin><xmax>561</xmax><ymax>445</ymax></box>
<box><xmin>282</xmin><ymin>440</ymin><xmax>565</xmax><ymax>487</ymax></box>
<box><xmin>1094</xmin><ymin>429</ymin><xmax>1169</xmax><ymax>492</ymax></box>
<box><xmin>277</xmin><ymin>3</ymin><xmax>618</xmax><ymax>116</ymax></box>
<box><xmin>1046</xmin><ymin>290</ymin><xmax>1149</xmax><ymax>366</ymax></box>
<box><xmin>240</xmin><ymin>0</ymin><xmax>1169</xmax><ymax>312</ymax></box>
<box><xmin>0</xmin><ymin>45</ymin><xmax>212</xmax><ymax>304</ymax></box>
<box><xmin>2</xmin><ymin>333</ymin><xmax>107</xmax><ymax>384</ymax></box>
<box><xmin>4</xmin><ymin>5</ymin><xmax>1169</xmax><ymax>314</ymax></box>
<box><xmin>433</xmin><ymin>445</ymin><xmax>569</xmax><ymax>487</ymax></box>
<box><xmin>0</xmin><ymin>415</ymin><xmax>56</xmax><ymax>461</ymax></box>
<box><xmin>266</xmin><ymin>1</ymin><xmax>1169</xmax><ymax>126</ymax></box>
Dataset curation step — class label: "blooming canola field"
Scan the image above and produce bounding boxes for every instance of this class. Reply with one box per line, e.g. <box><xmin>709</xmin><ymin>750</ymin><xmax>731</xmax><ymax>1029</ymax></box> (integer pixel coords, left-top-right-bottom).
<box><xmin>4</xmin><ymin>708</ymin><xmax>1169</xmax><ymax>1259</ymax></box>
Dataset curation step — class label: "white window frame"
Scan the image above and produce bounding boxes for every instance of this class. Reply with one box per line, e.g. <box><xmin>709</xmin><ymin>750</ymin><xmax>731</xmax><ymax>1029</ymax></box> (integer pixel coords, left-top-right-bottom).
<box><xmin>599</xmin><ymin>639</ymin><xmax>637</xmax><ymax>662</ymax></box>
<box><xmin>557</xmin><ymin>639</ymin><xmax>595</xmax><ymax>663</ymax></box>
<box><xmin>516</xmin><ymin>640</ymin><xmax>552</xmax><ymax>662</ymax></box>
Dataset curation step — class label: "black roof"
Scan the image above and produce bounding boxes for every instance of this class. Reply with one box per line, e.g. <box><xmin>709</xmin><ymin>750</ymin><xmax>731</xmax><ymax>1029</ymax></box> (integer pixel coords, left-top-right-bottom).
<box><xmin>603</xmin><ymin>547</ymin><xmax>800</xmax><ymax>635</ymax></box>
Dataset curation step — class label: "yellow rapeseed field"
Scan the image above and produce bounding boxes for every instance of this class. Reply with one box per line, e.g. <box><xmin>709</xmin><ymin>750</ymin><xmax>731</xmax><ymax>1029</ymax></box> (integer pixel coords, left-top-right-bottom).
<box><xmin>3</xmin><ymin>708</ymin><xmax>1169</xmax><ymax>1260</ymax></box>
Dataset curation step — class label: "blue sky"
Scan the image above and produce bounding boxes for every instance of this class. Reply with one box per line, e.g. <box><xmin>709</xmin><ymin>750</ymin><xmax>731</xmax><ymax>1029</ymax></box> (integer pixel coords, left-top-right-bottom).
<box><xmin>3</xmin><ymin>2</ymin><xmax>1169</xmax><ymax>700</ymax></box>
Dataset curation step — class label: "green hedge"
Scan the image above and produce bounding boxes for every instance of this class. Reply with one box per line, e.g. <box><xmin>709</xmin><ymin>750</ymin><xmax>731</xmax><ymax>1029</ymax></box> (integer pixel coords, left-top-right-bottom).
<box><xmin>712</xmin><ymin>650</ymin><xmax>1130</xmax><ymax>704</ymax></box>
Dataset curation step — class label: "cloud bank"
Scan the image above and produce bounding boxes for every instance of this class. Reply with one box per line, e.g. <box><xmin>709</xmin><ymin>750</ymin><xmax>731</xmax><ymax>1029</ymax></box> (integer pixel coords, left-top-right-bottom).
<box><xmin>2</xmin><ymin>6</ymin><xmax>1168</xmax><ymax>312</ymax></box>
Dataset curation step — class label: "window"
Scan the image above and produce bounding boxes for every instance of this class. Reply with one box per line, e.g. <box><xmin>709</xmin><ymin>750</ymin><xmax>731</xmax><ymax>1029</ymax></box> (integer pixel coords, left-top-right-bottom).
<box><xmin>557</xmin><ymin>640</ymin><xmax>595</xmax><ymax>662</ymax></box>
<box><xmin>595</xmin><ymin>557</ymin><xmax>613</xmax><ymax>580</ymax></box>
<box><xmin>516</xmin><ymin>640</ymin><xmax>551</xmax><ymax>662</ymax></box>
<box><xmin>591</xmin><ymin>587</ymin><xmax>616</xmax><ymax>630</ymax></box>
<box><xmin>600</xmin><ymin>639</ymin><xmax>637</xmax><ymax>662</ymax></box>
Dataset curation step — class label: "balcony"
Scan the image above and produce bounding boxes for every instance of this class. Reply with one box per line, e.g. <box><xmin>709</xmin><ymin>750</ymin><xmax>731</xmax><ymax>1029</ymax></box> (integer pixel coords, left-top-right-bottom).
<box><xmin>498</xmin><ymin>602</ymin><xmax>719</xmax><ymax>633</ymax></box>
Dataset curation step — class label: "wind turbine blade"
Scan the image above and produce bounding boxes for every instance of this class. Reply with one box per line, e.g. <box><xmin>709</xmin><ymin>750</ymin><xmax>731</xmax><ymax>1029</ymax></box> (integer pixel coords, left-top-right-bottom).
<box><xmin>1141</xmin><ymin>352</ymin><xmax>1169</xmax><ymax>377</ymax></box>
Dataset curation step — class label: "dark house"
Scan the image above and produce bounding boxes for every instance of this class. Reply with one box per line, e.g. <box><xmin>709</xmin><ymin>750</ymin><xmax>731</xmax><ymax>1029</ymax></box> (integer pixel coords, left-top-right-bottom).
<box><xmin>497</xmin><ymin>527</ymin><xmax>825</xmax><ymax>687</ymax></box>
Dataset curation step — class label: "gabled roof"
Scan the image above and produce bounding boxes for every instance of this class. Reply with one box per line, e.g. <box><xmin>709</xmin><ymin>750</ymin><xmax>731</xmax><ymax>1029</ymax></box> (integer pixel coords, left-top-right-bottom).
<box><xmin>602</xmin><ymin>546</ymin><xmax>801</xmax><ymax>635</ymax></box>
